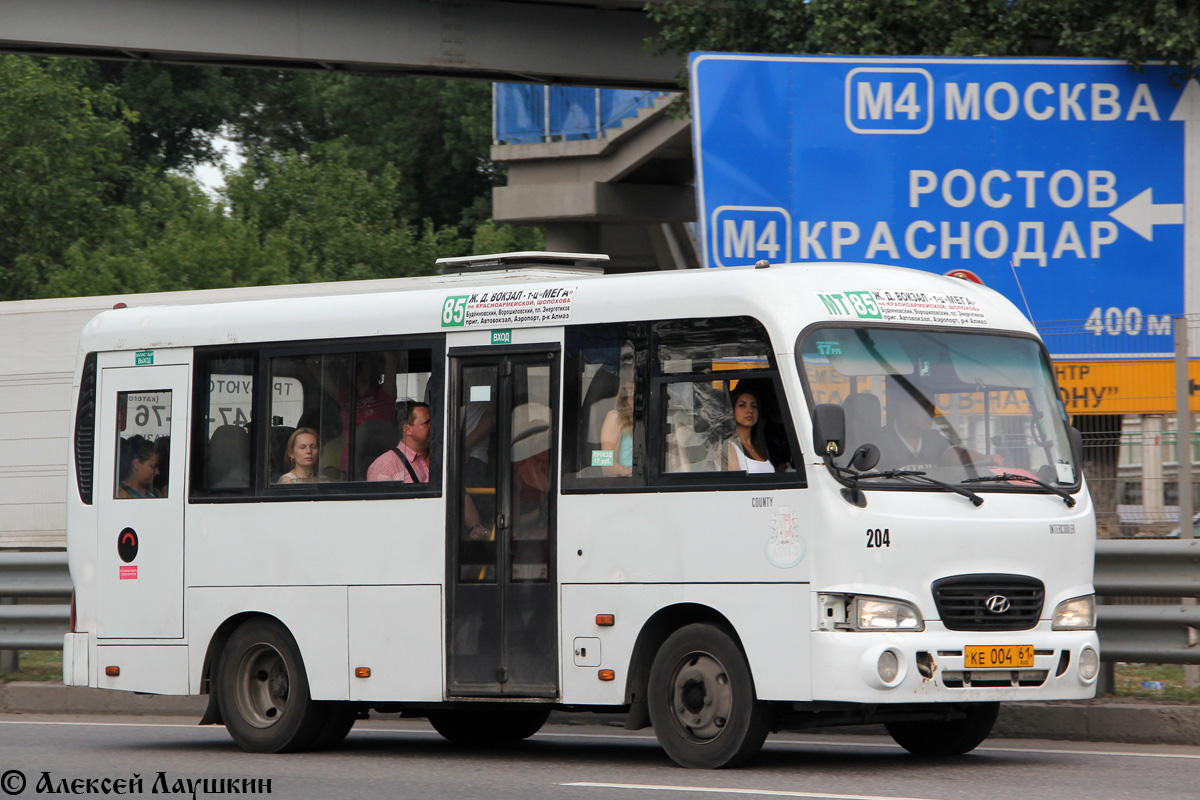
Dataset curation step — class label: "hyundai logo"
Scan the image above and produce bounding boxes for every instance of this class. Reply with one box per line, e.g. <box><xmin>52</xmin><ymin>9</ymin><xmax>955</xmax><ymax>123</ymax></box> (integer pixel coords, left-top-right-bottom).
<box><xmin>985</xmin><ymin>595</ymin><xmax>1012</xmax><ymax>614</ymax></box>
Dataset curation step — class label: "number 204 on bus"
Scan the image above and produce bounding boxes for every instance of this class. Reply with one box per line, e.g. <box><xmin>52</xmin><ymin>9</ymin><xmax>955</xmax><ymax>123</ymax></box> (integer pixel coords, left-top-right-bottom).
<box><xmin>64</xmin><ymin>252</ymin><xmax>1097</xmax><ymax>768</ymax></box>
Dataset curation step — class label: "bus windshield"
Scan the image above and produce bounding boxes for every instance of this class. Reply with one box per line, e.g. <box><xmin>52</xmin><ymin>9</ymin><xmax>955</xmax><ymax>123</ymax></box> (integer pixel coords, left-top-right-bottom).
<box><xmin>798</xmin><ymin>327</ymin><xmax>1078</xmax><ymax>490</ymax></box>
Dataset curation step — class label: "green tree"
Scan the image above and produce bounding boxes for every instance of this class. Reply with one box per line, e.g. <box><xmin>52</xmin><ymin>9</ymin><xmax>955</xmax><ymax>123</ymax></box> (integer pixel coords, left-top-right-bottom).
<box><xmin>232</xmin><ymin>73</ymin><xmax>500</xmax><ymax>230</ymax></box>
<box><xmin>649</xmin><ymin>0</ymin><xmax>1200</xmax><ymax>83</ymax></box>
<box><xmin>89</xmin><ymin>62</ymin><xmax>258</xmax><ymax>171</ymax></box>
<box><xmin>0</xmin><ymin>56</ymin><xmax>136</xmax><ymax>300</ymax></box>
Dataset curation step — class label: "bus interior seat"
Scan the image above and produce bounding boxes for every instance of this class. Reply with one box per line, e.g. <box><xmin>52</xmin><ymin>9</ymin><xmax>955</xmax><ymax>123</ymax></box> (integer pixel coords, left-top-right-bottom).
<box><xmin>268</xmin><ymin>425</ymin><xmax>295</xmax><ymax>483</ymax></box>
<box><xmin>841</xmin><ymin>391</ymin><xmax>882</xmax><ymax>461</ymax></box>
<box><xmin>354</xmin><ymin>419</ymin><xmax>398</xmax><ymax>480</ymax></box>
<box><xmin>206</xmin><ymin>425</ymin><xmax>250</xmax><ymax>490</ymax></box>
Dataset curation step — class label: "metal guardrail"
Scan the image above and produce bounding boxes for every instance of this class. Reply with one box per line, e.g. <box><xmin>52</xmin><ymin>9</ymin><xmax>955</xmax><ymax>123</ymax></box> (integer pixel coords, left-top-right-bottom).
<box><xmin>0</xmin><ymin>552</ymin><xmax>70</xmax><ymax>651</ymax></box>
<box><xmin>1095</xmin><ymin>539</ymin><xmax>1200</xmax><ymax>664</ymax></box>
<box><xmin>2</xmin><ymin>544</ymin><xmax>1199</xmax><ymax>662</ymax></box>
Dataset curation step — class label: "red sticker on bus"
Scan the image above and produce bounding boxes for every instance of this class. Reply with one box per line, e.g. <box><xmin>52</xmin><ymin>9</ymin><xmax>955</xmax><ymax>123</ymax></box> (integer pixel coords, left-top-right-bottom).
<box><xmin>119</xmin><ymin>566</ymin><xmax>137</xmax><ymax>580</ymax></box>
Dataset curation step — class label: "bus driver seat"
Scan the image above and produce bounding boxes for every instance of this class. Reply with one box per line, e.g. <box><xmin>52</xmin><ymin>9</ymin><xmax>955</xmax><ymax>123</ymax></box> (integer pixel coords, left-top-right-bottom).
<box><xmin>841</xmin><ymin>392</ymin><xmax>881</xmax><ymax>464</ymax></box>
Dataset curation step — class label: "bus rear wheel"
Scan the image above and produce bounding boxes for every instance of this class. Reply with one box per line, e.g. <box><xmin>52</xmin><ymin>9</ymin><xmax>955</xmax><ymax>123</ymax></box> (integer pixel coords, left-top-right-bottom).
<box><xmin>427</xmin><ymin>706</ymin><xmax>550</xmax><ymax>746</ymax></box>
<box><xmin>885</xmin><ymin>702</ymin><xmax>1000</xmax><ymax>757</ymax></box>
<box><xmin>217</xmin><ymin>618</ymin><xmax>328</xmax><ymax>753</ymax></box>
<box><xmin>647</xmin><ymin>623</ymin><xmax>769</xmax><ymax>769</ymax></box>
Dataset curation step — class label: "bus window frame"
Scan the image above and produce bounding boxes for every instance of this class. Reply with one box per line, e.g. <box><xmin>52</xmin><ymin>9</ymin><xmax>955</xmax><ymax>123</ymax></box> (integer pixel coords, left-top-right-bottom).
<box><xmin>651</xmin><ymin>369</ymin><xmax>806</xmax><ymax>491</ymax></box>
<box><xmin>562</xmin><ymin>317</ymin><xmax>806</xmax><ymax>494</ymax></box>
<box><xmin>189</xmin><ymin>334</ymin><xmax>446</xmax><ymax>504</ymax></box>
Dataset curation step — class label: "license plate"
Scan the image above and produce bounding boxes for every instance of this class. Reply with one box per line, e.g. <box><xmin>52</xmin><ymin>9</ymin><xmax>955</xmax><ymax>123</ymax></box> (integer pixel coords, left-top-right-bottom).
<box><xmin>964</xmin><ymin>645</ymin><xmax>1035</xmax><ymax>669</ymax></box>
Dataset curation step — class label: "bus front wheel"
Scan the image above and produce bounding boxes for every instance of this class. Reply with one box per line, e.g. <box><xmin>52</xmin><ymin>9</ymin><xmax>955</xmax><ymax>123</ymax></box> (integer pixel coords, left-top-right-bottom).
<box><xmin>217</xmin><ymin>618</ymin><xmax>328</xmax><ymax>753</ymax></box>
<box><xmin>428</xmin><ymin>706</ymin><xmax>551</xmax><ymax>745</ymax></box>
<box><xmin>647</xmin><ymin>623</ymin><xmax>769</xmax><ymax>769</ymax></box>
<box><xmin>885</xmin><ymin>702</ymin><xmax>1000</xmax><ymax>757</ymax></box>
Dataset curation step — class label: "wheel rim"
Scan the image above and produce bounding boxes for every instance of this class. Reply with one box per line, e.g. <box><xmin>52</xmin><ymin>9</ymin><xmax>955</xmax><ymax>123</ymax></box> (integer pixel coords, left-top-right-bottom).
<box><xmin>234</xmin><ymin>642</ymin><xmax>290</xmax><ymax>729</ymax></box>
<box><xmin>667</xmin><ymin>650</ymin><xmax>734</xmax><ymax>743</ymax></box>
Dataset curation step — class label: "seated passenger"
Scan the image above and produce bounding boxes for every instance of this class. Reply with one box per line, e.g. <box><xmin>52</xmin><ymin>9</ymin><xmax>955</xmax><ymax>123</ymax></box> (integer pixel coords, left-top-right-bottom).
<box><xmin>367</xmin><ymin>402</ymin><xmax>432</xmax><ymax>483</ymax></box>
<box><xmin>118</xmin><ymin>435</ymin><xmax>161</xmax><ymax>498</ymax></box>
<box><xmin>599</xmin><ymin>373</ymin><xmax>634</xmax><ymax>477</ymax></box>
<box><xmin>725</xmin><ymin>387</ymin><xmax>775</xmax><ymax>474</ymax></box>
<box><xmin>877</xmin><ymin>386</ymin><xmax>1002</xmax><ymax>471</ymax></box>
<box><xmin>277</xmin><ymin>427</ymin><xmax>321</xmax><ymax>484</ymax></box>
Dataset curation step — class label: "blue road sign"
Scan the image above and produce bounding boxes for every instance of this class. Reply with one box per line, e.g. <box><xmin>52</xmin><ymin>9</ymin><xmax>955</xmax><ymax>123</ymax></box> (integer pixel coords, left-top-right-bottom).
<box><xmin>691</xmin><ymin>54</ymin><xmax>1200</xmax><ymax>356</ymax></box>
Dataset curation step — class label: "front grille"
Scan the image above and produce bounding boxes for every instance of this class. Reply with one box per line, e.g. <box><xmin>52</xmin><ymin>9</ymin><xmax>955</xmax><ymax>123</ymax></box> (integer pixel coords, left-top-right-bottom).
<box><xmin>932</xmin><ymin>574</ymin><xmax>1044</xmax><ymax>631</ymax></box>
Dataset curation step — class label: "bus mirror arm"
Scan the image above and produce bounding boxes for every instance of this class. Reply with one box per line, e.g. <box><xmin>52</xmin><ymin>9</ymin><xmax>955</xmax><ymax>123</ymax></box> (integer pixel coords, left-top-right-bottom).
<box><xmin>1067</xmin><ymin>425</ymin><xmax>1084</xmax><ymax>474</ymax></box>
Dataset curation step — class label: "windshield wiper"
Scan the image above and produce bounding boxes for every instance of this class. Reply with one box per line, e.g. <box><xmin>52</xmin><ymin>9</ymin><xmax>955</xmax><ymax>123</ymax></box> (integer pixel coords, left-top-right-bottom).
<box><xmin>962</xmin><ymin>473</ymin><xmax>1077</xmax><ymax>508</ymax></box>
<box><xmin>856</xmin><ymin>469</ymin><xmax>984</xmax><ymax>507</ymax></box>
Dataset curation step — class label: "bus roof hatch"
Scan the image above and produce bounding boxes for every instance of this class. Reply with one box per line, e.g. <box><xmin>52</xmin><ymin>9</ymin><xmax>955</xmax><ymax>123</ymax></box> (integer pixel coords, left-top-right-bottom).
<box><xmin>435</xmin><ymin>251</ymin><xmax>609</xmax><ymax>275</ymax></box>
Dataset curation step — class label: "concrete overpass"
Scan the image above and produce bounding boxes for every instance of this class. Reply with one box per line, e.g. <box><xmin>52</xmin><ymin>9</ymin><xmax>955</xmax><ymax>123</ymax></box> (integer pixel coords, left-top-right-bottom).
<box><xmin>0</xmin><ymin>0</ymin><xmax>680</xmax><ymax>88</ymax></box>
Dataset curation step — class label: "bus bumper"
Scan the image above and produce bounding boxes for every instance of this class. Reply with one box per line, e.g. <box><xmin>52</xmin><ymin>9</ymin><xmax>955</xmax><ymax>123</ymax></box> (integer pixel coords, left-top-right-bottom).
<box><xmin>809</xmin><ymin>629</ymin><xmax>1100</xmax><ymax>703</ymax></box>
<box><xmin>62</xmin><ymin>633</ymin><xmax>89</xmax><ymax>686</ymax></box>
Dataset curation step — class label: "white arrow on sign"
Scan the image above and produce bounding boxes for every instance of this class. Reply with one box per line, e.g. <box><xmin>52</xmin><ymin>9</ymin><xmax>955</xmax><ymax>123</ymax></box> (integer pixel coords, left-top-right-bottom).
<box><xmin>1109</xmin><ymin>187</ymin><xmax>1183</xmax><ymax>241</ymax></box>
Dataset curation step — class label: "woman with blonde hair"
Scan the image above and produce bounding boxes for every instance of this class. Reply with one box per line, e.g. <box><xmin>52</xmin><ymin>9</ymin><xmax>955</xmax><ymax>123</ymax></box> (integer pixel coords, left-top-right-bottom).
<box><xmin>278</xmin><ymin>427</ymin><xmax>321</xmax><ymax>484</ymax></box>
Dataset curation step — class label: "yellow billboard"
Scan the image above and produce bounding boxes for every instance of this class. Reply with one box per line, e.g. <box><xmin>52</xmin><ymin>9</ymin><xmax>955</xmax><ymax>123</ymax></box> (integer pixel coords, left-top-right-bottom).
<box><xmin>1053</xmin><ymin>360</ymin><xmax>1199</xmax><ymax>415</ymax></box>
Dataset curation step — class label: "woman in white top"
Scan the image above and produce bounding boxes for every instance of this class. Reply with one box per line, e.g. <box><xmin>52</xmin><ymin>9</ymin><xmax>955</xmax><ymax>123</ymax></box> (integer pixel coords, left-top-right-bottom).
<box><xmin>278</xmin><ymin>427</ymin><xmax>321</xmax><ymax>484</ymax></box>
<box><xmin>726</xmin><ymin>387</ymin><xmax>776</xmax><ymax>474</ymax></box>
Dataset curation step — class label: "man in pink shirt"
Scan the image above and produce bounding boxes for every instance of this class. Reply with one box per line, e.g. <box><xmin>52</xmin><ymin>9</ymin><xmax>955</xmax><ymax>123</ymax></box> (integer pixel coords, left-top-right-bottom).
<box><xmin>367</xmin><ymin>403</ymin><xmax>432</xmax><ymax>483</ymax></box>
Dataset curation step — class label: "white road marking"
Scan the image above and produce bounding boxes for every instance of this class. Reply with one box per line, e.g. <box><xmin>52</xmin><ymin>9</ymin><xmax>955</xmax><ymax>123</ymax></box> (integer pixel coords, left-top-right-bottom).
<box><xmin>562</xmin><ymin>782</ymin><xmax>944</xmax><ymax>800</ymax></box>
<box><xmin>1</xmin><ymin>719</ymin><xmax>1198</xmax><ymax>761</ymax></box>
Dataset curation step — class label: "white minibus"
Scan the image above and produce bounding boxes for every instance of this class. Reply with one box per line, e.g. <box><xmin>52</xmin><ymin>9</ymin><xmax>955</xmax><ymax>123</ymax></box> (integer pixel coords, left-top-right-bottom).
<box><xmin>64</xmin><ymin>252</ymin><xmax>1098</xmax><ymax>768</ymax></box>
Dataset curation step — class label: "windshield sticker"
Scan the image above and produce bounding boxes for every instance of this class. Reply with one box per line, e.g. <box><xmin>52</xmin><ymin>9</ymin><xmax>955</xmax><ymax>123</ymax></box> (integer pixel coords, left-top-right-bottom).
<box><xmin>441</xmin><ymin>287</ymin><xmax>576</xmax><ymax>328</ymax></box>
<box><xmin>766</xmin><ymin>507</ymin><xmax>805</xmax><ymax>569</ymax></box>
<box><xmin>1055</xmin><ymin>461</ymin><xmax>1076</xmax><ymax>483</ymax></box>
<box><xmin>815</xmin><ymin>340</ymin><xmax>843</xmax><ymax>355</ymax></box>
<box><xmin>816</xmin><ymin>290</ymin><xmax>988</xmax><ymax>326</ymax></box>
<box><xmin>591</xmin><ymin>450</ymin><xmax>615</xmax><ymax>468</ymax></box>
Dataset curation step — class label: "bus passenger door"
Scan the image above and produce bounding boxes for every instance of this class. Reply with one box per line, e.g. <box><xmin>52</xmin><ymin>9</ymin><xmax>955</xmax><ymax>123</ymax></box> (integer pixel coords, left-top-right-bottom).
<box><xmin>448</xmin><ymin>348</ymin><xmax>559</xmax><ymax>697</ymax></box>
<box><xmin>95</xmin><ymin>364</ymin><xmax>189</xmax><ymax>640</ymax></box>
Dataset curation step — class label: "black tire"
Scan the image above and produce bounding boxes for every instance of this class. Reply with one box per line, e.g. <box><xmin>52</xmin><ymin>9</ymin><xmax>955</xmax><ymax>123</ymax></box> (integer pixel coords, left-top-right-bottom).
<box><xmin>885</xmin><ymin>702</ymin><xmax>1000</xmax><ymax>756</ymax></box>
<box><xmin>217</xmin><ymin>618</ymin><xmax>329</xmax><ymax>753</ymax></box>
<box><xmin>428</xmin><ymin>706</ymin><xmax>551</xmax><ymax>746</ymax></box>
<box><xmin>306</xmin><ymin>702</ymin><xmax>358</xmax><ymax>751</ymax></box>
<box><xmin>647</xmin><ymin>623</ymin><xmax>769</xmax><ymax>769</ymax></box>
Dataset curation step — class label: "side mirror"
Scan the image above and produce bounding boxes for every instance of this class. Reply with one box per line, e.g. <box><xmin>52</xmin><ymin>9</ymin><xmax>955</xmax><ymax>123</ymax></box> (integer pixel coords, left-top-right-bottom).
<box><xmin>849</xmin><ymin>443</ymin><xmax>880</xmax><ymax>472</ymax></box>
<box><xmin>812</xmin><ymin>404</ymin><xmax>846</xmax><ymax>458</ymax></box>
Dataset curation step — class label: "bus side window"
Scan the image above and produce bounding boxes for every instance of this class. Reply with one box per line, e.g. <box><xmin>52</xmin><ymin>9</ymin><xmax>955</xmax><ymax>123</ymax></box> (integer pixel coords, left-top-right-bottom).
<box><xmin>564</xmin><ymin>324</ymin><xmax>645</xmax><ymax>483</ymax></box>
<box><xmin>271</xmin><ymin>347</ymin><xmax>436</xmax><ymax>485</ymax></box>
<box><xmin>115</xmin><ymin>390</ymin><xmax>171</xmax><ymax>499</ymax></box>
<box><xmin>194</xmin><ymin>351</ymin><xmax>255</xmax><ymax>495</ymax></box>
<box><xmin>654</xmin><ymin>317</ymin><xmax>797</xmax><ymax>475</ymax></box>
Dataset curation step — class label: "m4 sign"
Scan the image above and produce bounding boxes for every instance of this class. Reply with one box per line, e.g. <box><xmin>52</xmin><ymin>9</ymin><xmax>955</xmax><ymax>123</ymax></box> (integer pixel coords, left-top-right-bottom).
<box><xmin>711</xmin><ymin>206</ymin><xmax>791</xmax><ymax>266</ymax></box>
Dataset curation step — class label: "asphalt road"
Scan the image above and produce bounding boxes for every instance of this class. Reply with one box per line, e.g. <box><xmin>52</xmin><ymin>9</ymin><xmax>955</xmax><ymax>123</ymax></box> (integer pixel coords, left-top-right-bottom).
<box><xmin>0</xmin><ymin>716</ymin><xmax>1195</xmax><ymax>800</ymax></box>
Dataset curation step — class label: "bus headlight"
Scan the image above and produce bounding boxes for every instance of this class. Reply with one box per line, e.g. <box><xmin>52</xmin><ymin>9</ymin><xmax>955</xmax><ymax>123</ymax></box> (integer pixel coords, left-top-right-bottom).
<box><xmin>852</xmin><ymin>596</ymin><xmax>924</xmax><ymax>631</ymax></box>
<box><xmin>1052</xmin><ymin>595</ymin><xmax>1096</xmax><ymax>630</ymax></box>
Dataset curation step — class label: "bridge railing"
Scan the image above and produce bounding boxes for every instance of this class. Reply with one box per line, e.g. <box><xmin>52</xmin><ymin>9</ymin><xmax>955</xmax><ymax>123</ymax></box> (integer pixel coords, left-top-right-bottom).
<box><xmin>3</xmin><ymin>544</ymin><xmax>1198</xmax><ymax>672</ymax></box>
<box><xmin>493</xmin><ymin>84</ymin><xmax>667</xmax><ymax>144</ymax></box>
<box><xmin>1095</xmin><ymin>539</ymin><xmax>1200</xmax><ymax>663</ymax></box>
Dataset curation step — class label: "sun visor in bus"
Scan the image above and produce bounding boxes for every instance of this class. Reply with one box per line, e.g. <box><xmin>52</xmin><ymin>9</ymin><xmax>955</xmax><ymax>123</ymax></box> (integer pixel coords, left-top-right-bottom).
<box><xmin>814</xmin><ymin>331</ymin><xmax>913</xmax><ymax>377</ymax></box>
<box><xmin>948</xmin><ymin>339</ymin><xmax>1039</xmax><ymax>389</ymax></box>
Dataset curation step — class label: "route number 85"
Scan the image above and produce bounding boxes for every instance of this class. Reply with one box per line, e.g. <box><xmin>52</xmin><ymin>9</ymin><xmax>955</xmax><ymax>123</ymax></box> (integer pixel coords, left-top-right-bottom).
<box><xmin>441</xmin><ymin>295</ymin><xmax>468</xmax><ymax>327</ymax></box>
